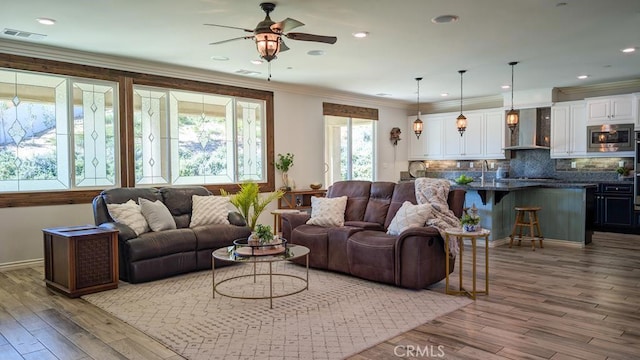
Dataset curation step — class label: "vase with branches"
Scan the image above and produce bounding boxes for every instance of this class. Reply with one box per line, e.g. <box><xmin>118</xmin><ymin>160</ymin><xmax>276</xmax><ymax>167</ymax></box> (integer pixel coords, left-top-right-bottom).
<box><xmin>275</xmin><ymin>153</ymin><xmax>294</xmax><ymax>190</ymax></box>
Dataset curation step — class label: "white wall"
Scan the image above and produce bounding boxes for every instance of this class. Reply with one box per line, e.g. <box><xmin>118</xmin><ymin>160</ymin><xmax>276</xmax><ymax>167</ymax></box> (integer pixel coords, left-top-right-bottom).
<box><xmin>0</xmin><ymin>87</ymin><xmax>410</xmax><ymax>266</ymax></box>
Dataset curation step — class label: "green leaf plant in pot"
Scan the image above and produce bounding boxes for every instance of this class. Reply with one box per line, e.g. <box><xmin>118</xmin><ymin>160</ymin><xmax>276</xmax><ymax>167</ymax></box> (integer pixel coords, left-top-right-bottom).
<box><xmin>616</xmin><ymin>166</ymin><xmax>631</xmax><ymax>180</ymax></box>
<box><xmin>220</xmin><ymin>181</ymin><xmax>284</xmax><ymax>244</ymax></box>
<box><xmin>275</xmin><ymin>152</ymin><xmax>294</xmax><ymax>191</ymax></box>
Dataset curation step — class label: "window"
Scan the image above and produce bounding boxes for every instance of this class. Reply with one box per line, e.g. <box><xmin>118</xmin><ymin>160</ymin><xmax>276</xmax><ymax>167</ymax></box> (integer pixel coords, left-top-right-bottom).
<box><xmin>133</xmin><ymin>86</ymin><xmax>266</xmax><ymax>186</ymax></box>
<box><xmin>0</xmin><ymin>69</ymin><xmax>118</xmax><ymax>192</ymax></box>
<box><xmin>0</xmin><ymin>53</ymin><xmax>275</xmax><ymax>207</ymax></box>
<box><xmin>323</xmin><ymin>102</ymin><xmax>378</xmax><ymax>184</ymax></box>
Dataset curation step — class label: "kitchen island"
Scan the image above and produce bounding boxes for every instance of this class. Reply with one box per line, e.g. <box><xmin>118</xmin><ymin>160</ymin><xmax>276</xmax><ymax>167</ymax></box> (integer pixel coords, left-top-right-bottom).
<box><xmin>451</xmin><ymin>180</ymin><xmax>597</xmax><ymax>246</ymax></box>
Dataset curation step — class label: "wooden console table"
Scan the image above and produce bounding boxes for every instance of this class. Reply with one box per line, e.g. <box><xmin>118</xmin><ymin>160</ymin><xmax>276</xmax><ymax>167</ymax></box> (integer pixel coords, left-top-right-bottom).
<box><xmin>277</xmin><ymin>189</ymin><xmax>327</xmax><ymax>212</ymax></box>
<box><xmin>43</xmin><ymin>225</ymin><xmax>118</xmax><ymax>298</ymax></box>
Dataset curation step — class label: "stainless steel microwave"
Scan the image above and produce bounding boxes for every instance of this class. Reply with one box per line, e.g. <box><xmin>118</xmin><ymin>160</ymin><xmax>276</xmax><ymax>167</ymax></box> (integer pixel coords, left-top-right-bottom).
<box><xmin>587</xmin><ymin>123</ymin><xmax>634</xmax><ymax>152</ymax></box>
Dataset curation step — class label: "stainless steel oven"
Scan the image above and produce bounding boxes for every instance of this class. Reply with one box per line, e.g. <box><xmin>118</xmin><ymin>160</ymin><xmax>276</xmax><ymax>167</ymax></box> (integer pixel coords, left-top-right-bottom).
<box><xmin>635</xmin><ymin>131</ymin><xmax>640</xmax><ymax>211</ymax></box>
<box><xmin>587</xmin><ymin>123</ymin><xmax>634</xmax><ymax>152</ymax></box>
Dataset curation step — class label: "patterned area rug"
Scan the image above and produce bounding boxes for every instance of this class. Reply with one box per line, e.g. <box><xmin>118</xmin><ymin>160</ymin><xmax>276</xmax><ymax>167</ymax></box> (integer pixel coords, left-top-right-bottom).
<box><xmin>83</xmin><ymin>263</ymin><xmax>471</xmax><ymax>360</ymax></box>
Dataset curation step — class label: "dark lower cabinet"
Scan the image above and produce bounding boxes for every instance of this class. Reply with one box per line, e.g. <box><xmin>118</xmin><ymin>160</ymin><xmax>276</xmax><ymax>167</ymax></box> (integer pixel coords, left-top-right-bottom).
<box><xmin>595</xmin><ymin>182</ymin><xmax>635</xmax><ymax>232</ymax></box>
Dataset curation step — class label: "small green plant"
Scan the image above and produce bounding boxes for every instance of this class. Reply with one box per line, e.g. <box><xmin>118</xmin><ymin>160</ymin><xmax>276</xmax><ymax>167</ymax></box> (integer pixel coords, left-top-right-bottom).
<box><xmin>616</xmin><ymin>167</ymin><xmax>630</xmax><ymax>176</ymax></box>
<box><xmin>220</xmin><ymin>181</ymin><xmax>284</xmax><ymax>230</ymax></box>
<box><xmin>254</xmin><ymin>224</ymin><xmax>274</xmax><ymax>244</ymax></box>
<box><xmin>275</xmin><ymin>153</ymin><xmax>294</xmax><ymax>172</ymax></box>
<box><xmin>460</xmin><ymin>213</ymin><xmax>480</xmax><ymax>226</ymax></box>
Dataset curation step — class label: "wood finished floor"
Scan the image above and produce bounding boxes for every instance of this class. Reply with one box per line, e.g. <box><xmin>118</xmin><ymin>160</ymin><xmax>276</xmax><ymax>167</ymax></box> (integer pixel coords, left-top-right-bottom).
<box><xmin>1</xmin><ymin>232</ymin><xmax>639</xmax><ymax>360</ymax></box>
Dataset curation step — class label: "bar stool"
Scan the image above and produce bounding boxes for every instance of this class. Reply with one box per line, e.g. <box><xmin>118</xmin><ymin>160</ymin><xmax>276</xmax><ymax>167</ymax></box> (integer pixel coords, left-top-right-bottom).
<box><xmin>509</xmin><ymin>206</ymin><xmax>544</xmax><ymax>251</ymax></box>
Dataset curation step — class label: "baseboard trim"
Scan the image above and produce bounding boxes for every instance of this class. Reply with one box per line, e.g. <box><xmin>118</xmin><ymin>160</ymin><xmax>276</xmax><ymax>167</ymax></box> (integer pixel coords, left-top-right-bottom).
<box><xmin>0</xmin><ymin>259</ymin><xmax>44</xmax><ymax>272</ymax></box>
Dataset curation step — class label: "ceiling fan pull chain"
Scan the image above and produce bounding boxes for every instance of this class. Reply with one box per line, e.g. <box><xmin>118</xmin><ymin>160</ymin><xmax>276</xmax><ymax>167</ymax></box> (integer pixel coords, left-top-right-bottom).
<box><xmin>267</xmin><ymin>62</ymin><xmax>272</xmax><ymax>81</ymax></box>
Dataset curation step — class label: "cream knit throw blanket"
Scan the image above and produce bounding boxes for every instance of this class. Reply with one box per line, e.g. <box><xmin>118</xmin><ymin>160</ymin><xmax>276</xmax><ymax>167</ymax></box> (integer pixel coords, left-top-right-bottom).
<box><xmin>414</xmin><ymin>178</ymin><xmax>461</xmax><ymax>256</ymax></box>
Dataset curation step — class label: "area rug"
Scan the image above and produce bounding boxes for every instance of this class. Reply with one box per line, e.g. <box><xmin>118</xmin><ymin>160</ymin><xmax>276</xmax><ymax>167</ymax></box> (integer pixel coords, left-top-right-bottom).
<box><xmin>83</xmin><ymin>262</ymin><xmax>471</xmax><ymax>360</ymax></box>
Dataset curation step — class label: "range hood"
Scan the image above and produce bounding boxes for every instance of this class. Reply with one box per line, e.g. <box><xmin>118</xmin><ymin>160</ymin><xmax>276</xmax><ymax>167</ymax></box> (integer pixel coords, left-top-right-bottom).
<box><xmin>503</xmin><ymin>107</ymin><xmax>551</xmax><ymax>150</ymax></box>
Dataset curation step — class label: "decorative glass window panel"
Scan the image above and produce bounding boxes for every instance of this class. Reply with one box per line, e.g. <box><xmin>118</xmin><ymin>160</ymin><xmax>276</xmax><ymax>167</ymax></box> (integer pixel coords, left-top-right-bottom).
<box><xmin>134</xmin><ymin>87</ymin><xmax>169</xmax><ymax>185</ymax></box>
<box><xmin>0</xmin><ymin>69</ymin><xmax>118</xmax><ymax>192</ymax></box>
<box><xmin>237</xmin><ymin>99</ymin><xmax>265</xmax><ymax>181</ymax></box>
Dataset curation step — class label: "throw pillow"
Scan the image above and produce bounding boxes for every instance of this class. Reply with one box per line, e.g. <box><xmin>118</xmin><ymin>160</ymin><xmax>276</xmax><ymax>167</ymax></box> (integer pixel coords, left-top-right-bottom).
<box><xmin>139</xmin><ymin>198</ymin><xmax>176</xmax><ymax>232</ymax></box>
<box><xmin>306</xmin><ymin>196</ymin><xmax>348</xmax><ymax>227</ymax></box>
<box><xmin>190</xmin><ymin>195</ymin><xmax>230</xmax><ymax>227</ymax></box>
<box><xmin>386</xmin><ymin>201</ymin><xmax>433</xmax><ymax>236</ymax></box>
<box><xmin>106</xmin><ymin>199</ymin><xmax>150</xmax><ymax>236</ymax></box>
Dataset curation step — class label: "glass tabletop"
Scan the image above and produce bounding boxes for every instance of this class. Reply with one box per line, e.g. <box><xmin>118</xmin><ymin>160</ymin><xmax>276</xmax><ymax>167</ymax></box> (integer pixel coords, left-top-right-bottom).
<box><xmin>212</xmin><ymin>241</ymin><xmax>309</xmax><ymax>263</ymax></box>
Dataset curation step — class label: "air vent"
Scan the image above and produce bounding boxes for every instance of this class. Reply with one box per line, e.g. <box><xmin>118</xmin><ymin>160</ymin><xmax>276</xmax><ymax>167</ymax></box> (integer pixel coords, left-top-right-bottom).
<box><xmin>2</xmin><ymin>28</ymin><xmax>46</xmax><ymax>40</ymax></box>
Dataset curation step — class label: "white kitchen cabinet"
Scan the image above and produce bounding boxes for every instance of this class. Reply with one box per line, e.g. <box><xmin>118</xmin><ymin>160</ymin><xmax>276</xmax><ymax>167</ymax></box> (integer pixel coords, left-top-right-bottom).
<box><xmin>483</xmin><ymin>110</ymin><xmax>507</xmax><ymax>159</ymax></box>
<box><xmin>551</xmin><ymin>101</ymin><xmax>587</xmax><ymax>158</ymax></box>
<box><xmin>586</xmin><ymin>95</ymin><xmax>635</xmax><ymax>124</ymax></box>
<box><xmin>635</xmin><ymin>93</ymin><xmax>640</xmax><ymax>130</ymax></box>
<box><xmin>407</xmin><ymin>114</ymin><xmax>444</xmax><ymax>160</ymax></box>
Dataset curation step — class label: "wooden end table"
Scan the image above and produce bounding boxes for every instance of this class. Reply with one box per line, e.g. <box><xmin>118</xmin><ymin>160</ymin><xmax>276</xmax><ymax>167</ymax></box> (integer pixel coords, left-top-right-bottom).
<box><xmin>444</xmin><ymin>228</ymin><xmax>490</xmax><ymax>300</ymax></box>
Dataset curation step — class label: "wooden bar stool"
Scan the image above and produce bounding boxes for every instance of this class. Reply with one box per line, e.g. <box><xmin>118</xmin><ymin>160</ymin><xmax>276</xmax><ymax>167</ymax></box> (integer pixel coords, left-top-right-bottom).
<box><xmin>509</xmin><ymin>206</ymin><xmax>544</xmax><ymax>251</ymax></box>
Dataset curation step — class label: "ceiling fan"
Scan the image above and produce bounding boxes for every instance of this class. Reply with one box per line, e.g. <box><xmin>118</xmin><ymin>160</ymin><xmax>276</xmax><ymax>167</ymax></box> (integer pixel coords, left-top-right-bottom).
<box><xmin>205</xmin><ymin>2</ymin><xmax>337</xmax><ymax>63</ymax></box>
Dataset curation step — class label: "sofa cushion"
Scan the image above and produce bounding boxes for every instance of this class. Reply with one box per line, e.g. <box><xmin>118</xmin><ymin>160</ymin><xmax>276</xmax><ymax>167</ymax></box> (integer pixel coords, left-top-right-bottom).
<box><xmin>192</xmin><ymin>224</ymin><xmax>252</xmax><ymax>250</ymax></box>
<box><xmin>290</xmin><ymin>224</ymin><xmax>330</xmax><ymax>268</ymax></box>
<box><xmin>190</xmin><ymin>195</ymin><xmax>230</xmax><ymax>227</ymax></box>
<box><xmin>327</xmin><ymin>181</ymin><xmax>371</xmax><ymax>221</ymax></box>
<box><xmin>363</xmin><ymin>181</ymin><xmax>395</xmax><ymax>226</ymax></box>
<box><xmin>107</xmin><ymin>199</ymin><xmax>150</xmax><ymax>235</ymax></box>
<box><xmin>139</xmin><ymin>198</ymin><xmax>176</xmax><ymax>232</ymax></box>
<box><xmin>384</xmin><ymin>181</ymin><xmax>419</xmax><ymax>229</ymax></box>
<box><xmin>347</xmin><ymin>230</ymin><xmax>397</xmax><ymax>285</ymax></box>
<box><xmin>343</xmin><ymin>221</ymin><xmax>385</xmax><ymax>231</ymax></box>
<box><xmin>386</xmin><ymin>201</ymin><xmax>433</xmax><ymax>236</ymax></box>
<box><xmin>306</xmin><ymin>196</ymin><xmax>348</xmax><ymax>227</ymax></box>
<box><xmin>127</xmin><ymin>228</ymin><xmax>197</xmax><ymax>262</ymax></box>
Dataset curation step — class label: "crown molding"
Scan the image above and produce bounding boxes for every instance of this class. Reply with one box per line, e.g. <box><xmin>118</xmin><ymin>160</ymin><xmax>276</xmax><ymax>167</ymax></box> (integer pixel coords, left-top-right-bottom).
<box><xmin>421</xmin><ymin>95</ymin><xmax>504</xmax><ymax>114</ymax></box>
<box><xmin>0</xmin><ymin>39</ymin><xmax>409</xmax><ymax>110</ymax></box>
<box><xmin>554</xmin><ymin>78</ymin><xmax>640</xmax><ymax>101</ymax></box>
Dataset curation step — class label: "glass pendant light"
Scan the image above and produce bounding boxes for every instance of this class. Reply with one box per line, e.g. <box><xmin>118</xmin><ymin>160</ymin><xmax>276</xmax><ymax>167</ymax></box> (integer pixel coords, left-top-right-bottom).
<box><xmin>413</xmin><ymin>77</ymin><xmax>423</xmax><ymax>139</ymax></box>
<box><xmin>506</xmin><ymin>61</ymin><xmax>519</xmax><ymax>133</ymax></box>
<box><xmin>456</xmin><ymin>70</ymin><xmax>467</xmax><ymax>136</ymax></box>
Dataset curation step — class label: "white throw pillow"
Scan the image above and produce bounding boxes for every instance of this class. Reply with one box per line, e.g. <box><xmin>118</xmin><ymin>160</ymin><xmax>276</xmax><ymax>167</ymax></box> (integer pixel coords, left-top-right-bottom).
<box><xmin>386</xmin><ymin>201</ymin><xmax>433</xmax><ymax>236</ymax></box>
<box><xmin>190</xmin><ymin>195</ymin><xmax>230</xmax><ymax>227</ymax></box>
<box><xmin>306</xmin><ymin>196</ymin><xmax>348</xmax><ymax>227</ymax></box>
<box><xmin>139</xmin><ymin>198</ymin><xmax>176</xmax><ymax>232</ymax></box>
<box><xmin>107</xmin><ymin>199</ymin><xmax>150</xmax><ymax>236</ymax></box>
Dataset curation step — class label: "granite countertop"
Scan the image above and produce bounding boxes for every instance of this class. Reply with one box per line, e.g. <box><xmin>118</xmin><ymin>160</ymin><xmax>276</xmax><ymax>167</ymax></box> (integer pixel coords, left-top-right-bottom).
<box><xmin>450</xmin><ymin>179</ymin><xmax>598</xmax><ymax>191</ymax></box>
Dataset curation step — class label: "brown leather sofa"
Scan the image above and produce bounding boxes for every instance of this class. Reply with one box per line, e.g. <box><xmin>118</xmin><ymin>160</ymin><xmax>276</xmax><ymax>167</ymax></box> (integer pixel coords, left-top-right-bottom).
<box><xmin>93</xmin><ymin>186</ymin><xmax>251</xmax><ymax>283</ymax></box>
<box><xmin>281</xmin><ymin>180</ymin><xmax>465</xmax><ymax>289</ymax></box>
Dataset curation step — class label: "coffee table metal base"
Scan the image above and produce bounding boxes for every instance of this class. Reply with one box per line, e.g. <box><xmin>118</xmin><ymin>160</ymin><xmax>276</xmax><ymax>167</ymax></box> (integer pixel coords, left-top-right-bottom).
<box><xmin>212</xmin><ymin>250</ymin><xmax>309</xmax><ymax>309</ymax></box>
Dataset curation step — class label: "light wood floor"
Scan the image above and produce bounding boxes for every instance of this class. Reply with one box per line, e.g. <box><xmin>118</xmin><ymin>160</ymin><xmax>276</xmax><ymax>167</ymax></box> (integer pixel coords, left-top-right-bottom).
<box><xmin>1</xmin><ymin>232</ymin><xmax>639</xmax><ymax>360</ymax></box>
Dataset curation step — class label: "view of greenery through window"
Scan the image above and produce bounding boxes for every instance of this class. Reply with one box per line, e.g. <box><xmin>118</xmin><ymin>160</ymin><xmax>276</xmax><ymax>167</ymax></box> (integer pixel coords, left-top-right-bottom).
<box><xmin>324</xmin><ymin>115</ymin><xmax>376</xmax><ymax>184</ymax></box>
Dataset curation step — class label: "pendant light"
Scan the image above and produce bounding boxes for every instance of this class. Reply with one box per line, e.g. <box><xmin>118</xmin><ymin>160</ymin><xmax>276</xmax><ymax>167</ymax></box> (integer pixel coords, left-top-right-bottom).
<box><xmin>413</xmin><ymin>77</ymin><xmax>424</xmax><ymax>139</ymax></box>
<box><xmin>506</xmin><ymin>61</ymin><xmax>519</xmax><ymax>133</ymax></box>
<box><xmin>456</xmin><ymin>70</ymin><xmax>467</xmax><ymax>136</ymax></box>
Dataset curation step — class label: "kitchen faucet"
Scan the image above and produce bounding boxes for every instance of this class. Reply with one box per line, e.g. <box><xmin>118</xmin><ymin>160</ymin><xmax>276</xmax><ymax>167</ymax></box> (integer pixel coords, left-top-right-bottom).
<box><xmin>481</xmin><ymin>160</ymin><xmax>489</xmax><ymax>185</ymax></box>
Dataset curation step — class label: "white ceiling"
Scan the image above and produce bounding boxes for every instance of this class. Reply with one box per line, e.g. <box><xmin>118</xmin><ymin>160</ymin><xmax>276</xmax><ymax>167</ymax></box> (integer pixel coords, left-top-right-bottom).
<box><xmin>1</xmin><ymin>0</ymin><xmax>640</xmax><ymax>105</ymax></box>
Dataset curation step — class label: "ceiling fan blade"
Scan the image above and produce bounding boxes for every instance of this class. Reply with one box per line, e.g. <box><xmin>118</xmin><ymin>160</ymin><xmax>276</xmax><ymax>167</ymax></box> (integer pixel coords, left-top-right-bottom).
<box><xmin>272</xmin><ymin>18</ymin><xmax>304</xmax><ymax>33</ymax></box>
<box><xmin>204</xmin><ymin>23</ymin><xmax>254</xmax><ymax>33</ymax></box>
<box><xmin>285</xmin><ymin>32</ymin><xmax>337</xmax><ymax>44</ymax></box>
<box><xmin>209</xmin><ymin>36</ymin><xmax>254</xmax><ymax>45</ymax></box>
<box><xmin>280</xmin><ymin>40</ymin><xmax>290</xmax><ymax>52</ymax></box>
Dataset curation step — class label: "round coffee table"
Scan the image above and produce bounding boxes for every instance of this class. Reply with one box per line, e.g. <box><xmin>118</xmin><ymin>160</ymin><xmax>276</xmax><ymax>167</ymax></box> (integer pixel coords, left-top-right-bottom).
<box><xmin>212</xmin><ymin>242</ymin><xmax>309</xmax><ymax>309</ymax></box>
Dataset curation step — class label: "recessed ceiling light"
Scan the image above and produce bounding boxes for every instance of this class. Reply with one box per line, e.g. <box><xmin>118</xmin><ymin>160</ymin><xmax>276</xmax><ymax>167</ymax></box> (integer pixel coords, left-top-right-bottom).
<box><xmin>431</xmin><ymin>15</ymin><xmax>459</xmax><ymax>24</ymax></box>
<box><xmin>210</xmin><ymin>55</ymin><xmax>229</xmax><ymax>61</ymax></box>
<box><xmin>556</xmin><ymin>2</ymin><xmax>568</xmax><ymax>7</ymax></box>
<box><xmin>307</xmin><ymin>50</ymin><xmax>325</xmax><ymax>56</ymax></box>
<box><xmin>577</xmin><ymin>74</ymin><xmax>589</xmax><ymax>79</ymax></box>
<box><xmin>501</xmin><ymin>85</ymin><xmax>511</xmax><ymax>89</ymax></box>
<box><xmin>235</xmin><ymin>69</ymin><xmax>261</xmax><ymax>76</ymax></box>
<box><xmin>36</xmin><ymin>18</ymin><xmax>56</xmax><ymax>25</ymax></box>
<box><xmin>250</xmin><ymin>59</ymin><xmax>263</xmax><ymax>65</ymax></box>
<box><xmin>621</xmin><ymin>47</ymin><xmax>636</xmax><ymax>53</ymax></box>
<box><xmin>375</xmin><ymin>93</ymin><xmax>391</xmax><ymax>97</ymax></box>
<box><xmin>440</xmin><ymin>93</ymin><xmax>449</xmax><ymax>97</ymax></box>
<box><xmin>352</xmin><ymin>31</ymin><xmax>369</xmax><ymax>38</ymax></box>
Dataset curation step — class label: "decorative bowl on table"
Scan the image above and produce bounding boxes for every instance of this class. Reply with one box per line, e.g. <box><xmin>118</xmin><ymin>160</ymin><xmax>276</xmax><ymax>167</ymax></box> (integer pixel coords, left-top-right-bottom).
<box><xmin>309</xmin><ymin>183</ymin><xmax>322</xmax><ymax>190</ymax></box>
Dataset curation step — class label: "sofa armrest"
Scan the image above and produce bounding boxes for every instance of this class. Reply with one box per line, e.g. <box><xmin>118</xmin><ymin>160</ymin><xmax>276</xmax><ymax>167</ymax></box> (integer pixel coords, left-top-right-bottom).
<box><xmin>281</xmin><ymin>213</ymin><xmax>311</xmax><ymax>241</ymax></box>
<box><xmin>98</xmin><ymin>222</ymin><xmax>136</xmax><ymax>241</ymax></box>
<box><xmin>393</xmin><ymin>225</ymin><xmax>451</xmax><ymax>289</ymax></box>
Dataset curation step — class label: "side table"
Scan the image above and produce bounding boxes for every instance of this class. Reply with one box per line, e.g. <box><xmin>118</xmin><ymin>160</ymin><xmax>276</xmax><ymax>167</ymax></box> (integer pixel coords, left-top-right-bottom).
<box><xmin>444</xmin><ymin>228</ymin><xmax>489</xmax><ymax>300</ymax></box>
<box><xmin>43</xmin><ymin>225</ymin><xmax>118</xmax><ymax>298</ymax></box>
<box><xmin>270</xmin><ymin>209</ymin><xmax>302</xmax><ymax>234</ymax></box>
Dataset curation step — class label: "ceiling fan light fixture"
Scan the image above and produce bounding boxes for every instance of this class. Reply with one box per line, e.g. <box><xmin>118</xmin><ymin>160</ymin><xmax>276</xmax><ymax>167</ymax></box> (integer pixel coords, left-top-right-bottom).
<box><xmin>255</xmin><ymin>32</ymin><xmax>281</xmax><ymax>62</ymax></box>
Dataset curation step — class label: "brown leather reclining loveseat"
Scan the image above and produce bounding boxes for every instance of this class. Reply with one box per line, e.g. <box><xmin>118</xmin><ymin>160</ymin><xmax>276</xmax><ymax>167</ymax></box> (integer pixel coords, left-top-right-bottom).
<box><xmin>93</xmin><ymin>186</ymin><xmax>251</xmax><ymax>283</ymax></box>
<box><xmin>281</xmin><ymin>180</ymin><xmax>465</xmax><ymax>289</ymax></box>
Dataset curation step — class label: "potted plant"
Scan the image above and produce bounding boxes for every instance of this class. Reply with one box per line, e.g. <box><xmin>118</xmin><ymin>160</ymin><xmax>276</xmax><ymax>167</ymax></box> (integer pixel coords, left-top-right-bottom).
<box><xmin>461</xmin><ymin>213</ymin><xmax>480</xmax><ymax>232</ymax></box>
<box><xmin>254</xmin><ymin>224</ymin><xmax>275</xmax><ymax>245</ymax></box>
<box><xmin>616</xmin><ymin>166</ymin><xmax>632</xmax><ymax>180</ymax></box>
<box><xmin>220</xmin><ymin>181</ymin><xmax>284</xmax><ymax>231</ymax></box>
<box><xmin>275</xmin><ymin>153</ymin><xmax>294</xmax><ymax>190</ymax></box>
